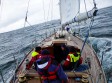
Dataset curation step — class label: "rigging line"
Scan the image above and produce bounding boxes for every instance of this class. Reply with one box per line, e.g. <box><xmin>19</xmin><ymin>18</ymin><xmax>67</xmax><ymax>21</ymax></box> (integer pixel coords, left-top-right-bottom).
<box><xmin>26</xmin><ymin>20</ymin><xmax>54</xmax><ymax>32</ymax></box>
<box><xmin>47</xmin><ymin>0</ymin><xmax>52</xmax><ymax>21</ymax></box>
<box><xmin>24</xmin><ymin>0</ymin><xmax>31</xmax><ymax>28</ymax></box>
<box><xmin>0</xmin><ymin>0</ymin><xmax>3</xmax><ymax>20</ymax></box>
<box><xmin>88</xmin><ymin>0</ymin><xmax>93</xmax><ymax>6</ymax></box>
<box><xmin>51</xmin><ymin>0</ymin><xmax>53</xmax><ymax>20</ymax></box>
<box><xmin>46</xmin><ymin>0</ymin><xmax>51</xmax><ymax>34</ymax></box>
<box><xmin>74</xmin><ymin>0</ymin><xmax>80</xmax><ymax>20</ymax></box>
<box><xmin>81</xmin><ymin>18</ymin><xmax>94</xmax><ymax>54</ymax></box>
<box><xmin>26</xmin><ymin>21</ymin><xmax>56</xmax><ymax>40</ymax></box>
<box><xmin>93</xmin><ymin>0</ymin><xmax>96</xmax><ymax>8</ymax></box>
<box><xmin>75</xmin><ymin>0</ymin><xmax>80</xmax><ymax>18</ymax></box>
<box><xmin>84</xmin><ymin>0</ymin><xmax>89</xmax><ymax>18</ymax></box>
<box><xmin>26</xmin><ymin>21</ymin><xmax>40</xmax><ymax>35</ymax></box>
<box><xmin>42</xmin><ymin>0</ymin><xmax>46</xmax><ymax>22</ymax></box>
<box><xmin>79</xmin><ymin>0</ymin><xmax>80</xmax><ymax>14</ymax></box>
<box><xmin>42</xmin><ymin>0</ymin><xmax>48</xmax><ymax>35</ymax></box>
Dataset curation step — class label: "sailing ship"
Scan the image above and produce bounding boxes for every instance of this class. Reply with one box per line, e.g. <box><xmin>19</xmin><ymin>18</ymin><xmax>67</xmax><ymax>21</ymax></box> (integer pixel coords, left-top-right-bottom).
<box><xmin>9</xmin><ymin>0</ymin><xmax>107</xmax><ymax>83</ymax></box>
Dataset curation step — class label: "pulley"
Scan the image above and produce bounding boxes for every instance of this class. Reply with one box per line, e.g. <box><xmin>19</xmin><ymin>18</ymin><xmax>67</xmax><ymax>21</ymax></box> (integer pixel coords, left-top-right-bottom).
<box><xmin>18</xmin><ymin>73</ymin><xmax>26</xmax><ymax>83</ymax></box>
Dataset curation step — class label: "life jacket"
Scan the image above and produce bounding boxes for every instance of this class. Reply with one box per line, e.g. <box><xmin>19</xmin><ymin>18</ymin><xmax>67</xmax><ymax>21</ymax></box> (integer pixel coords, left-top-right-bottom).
<box><xmin>40</xmin><ymin>65</ymin><xmax>60</xmax><ymax>80</ymax></box>
<box><xmin>31</xmin><ymin>51</ymin><xmax>39</xmax><ymax>57</ymax></box>
<box><xmin>37</xmin><ymin>58</ymin><xmax>60</xmax><ymax>80</ymax></box>
<box><xmin>68</xmin><ymin>52</ymin><xmax>80</xmax><ymax>62</ymax></box>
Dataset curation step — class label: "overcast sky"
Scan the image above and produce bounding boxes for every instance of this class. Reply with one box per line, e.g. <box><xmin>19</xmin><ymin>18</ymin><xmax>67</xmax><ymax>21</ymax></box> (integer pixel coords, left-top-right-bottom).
<box><xmin>0</xmin><ymin>0</ymin><xmax>112</xmax><ymax>33</ymax></box>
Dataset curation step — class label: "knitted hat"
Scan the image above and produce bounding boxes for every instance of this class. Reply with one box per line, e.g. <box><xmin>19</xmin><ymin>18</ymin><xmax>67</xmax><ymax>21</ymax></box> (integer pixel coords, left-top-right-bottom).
<box><xmin>41</xmin><ymin>49</ymin><xmax>50</xmax><ymax>55</ymax></box>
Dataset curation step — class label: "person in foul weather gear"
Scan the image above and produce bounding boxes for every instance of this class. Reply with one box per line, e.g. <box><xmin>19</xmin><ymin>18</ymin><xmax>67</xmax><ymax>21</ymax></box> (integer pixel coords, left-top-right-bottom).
<box><xmin>60</xmin><ymin>44</ymin><xmax>69</xmax><ymax>61</ymax></box>
<box><xmin>64</xmin><ymin>24</ymin><xmax>73</xmax><ymax>34</ymax></box>
<box><xmin>36</xmin><ymin>49</ymin><xmax>68</xmax><ymax>83</ymax></box>
<box><xmin>26</xmin><ymin>46</ymin><xmax>41</xmax><ymax>70</ymax></box>
<box><xmin>62</xmin><ymin>46</ymin><xmax>82</xmax><ymax>70</ymax></box>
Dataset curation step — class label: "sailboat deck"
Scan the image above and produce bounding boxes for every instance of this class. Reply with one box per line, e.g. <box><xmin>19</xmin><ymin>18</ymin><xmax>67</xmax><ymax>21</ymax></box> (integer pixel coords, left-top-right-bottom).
<box><xmin>10</xmin><ymin>32</ymin><xmax>107</xmax><ymax>83</ymax></box>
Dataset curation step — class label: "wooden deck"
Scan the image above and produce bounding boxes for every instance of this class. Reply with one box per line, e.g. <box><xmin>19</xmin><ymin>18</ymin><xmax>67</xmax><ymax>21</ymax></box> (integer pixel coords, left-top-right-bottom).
<box><xmin>10</xmin><ymin>31</ymin><xmax>107</xmax><ymax>83</ymax></box>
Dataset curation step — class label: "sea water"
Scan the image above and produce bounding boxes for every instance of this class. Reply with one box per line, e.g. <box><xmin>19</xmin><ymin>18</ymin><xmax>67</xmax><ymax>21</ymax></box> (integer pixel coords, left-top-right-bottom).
<box><xmin>0</xmin><ymin>6</ymin><xmax>112</xmax><ymax>83</ymax></box>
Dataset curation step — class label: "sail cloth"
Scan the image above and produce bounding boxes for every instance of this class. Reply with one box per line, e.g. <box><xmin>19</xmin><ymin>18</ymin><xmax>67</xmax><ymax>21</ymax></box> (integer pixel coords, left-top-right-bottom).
<box><xmin>60</xmin><ymin>0</ymin><xmax>80</xmax><ymax>25</ymax></box>
<box><xmin>60</xmin><ymin>0</ymin><xmax>98</xmax><ymax>25</ymax></box>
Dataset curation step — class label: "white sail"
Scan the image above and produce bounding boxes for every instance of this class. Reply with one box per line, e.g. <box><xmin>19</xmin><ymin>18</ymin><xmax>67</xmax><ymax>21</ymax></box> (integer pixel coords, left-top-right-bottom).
<box><xmin>60</xmin><ymin>0</ymin><xmax>98</xmax><ymax>25</ymax></box>
<box><xmin>67</xmin><ymin>7</ymin><xmax>98</xmax><ymax>24</ymax></box>
<box><xmin>60</xmin><ymin>0</ymin><xmax>80</xmax><ymax>24</ymax></box>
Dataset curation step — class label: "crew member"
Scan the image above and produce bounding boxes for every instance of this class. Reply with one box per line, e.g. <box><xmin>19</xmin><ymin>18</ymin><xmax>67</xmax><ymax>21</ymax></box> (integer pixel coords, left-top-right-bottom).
<box><xmin>26</xmin><ymin>46</ymin><xmax>41</xmax><ymax>70</ymax></box>
<box><xmin>36</xmin><ymin>49</ymin><xmax>68</xmax><ymax>83</ymax></box>
<box><xmin>62</xmin><ymin>46</ymin><xmax>82</xmax><ymax>70</ymax></box>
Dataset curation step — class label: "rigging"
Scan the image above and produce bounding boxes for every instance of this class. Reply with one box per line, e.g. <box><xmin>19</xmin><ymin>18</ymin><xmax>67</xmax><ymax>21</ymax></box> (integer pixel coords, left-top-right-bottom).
<box><xmin>24</xmin><ymin>0</ymin><xmax>31</xmax><ymax>28</ymax></box>
<box><xmin>74</xmin><ymin>0</ymin><xmax>97</xmax><ymax>70</ymax></box>
<box><xmin>0</xmin><ymin>0</ymin><xmax>3</xmax><ymax>21</ymax></box>
<box><xmin>84</xmin><ymin>0</ymin><xmax>89</xmax><ymax>18</ymax></box>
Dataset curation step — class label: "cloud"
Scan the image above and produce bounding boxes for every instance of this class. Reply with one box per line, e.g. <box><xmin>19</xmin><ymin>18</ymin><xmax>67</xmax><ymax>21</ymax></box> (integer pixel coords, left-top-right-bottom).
<box><xmin>96</xmin><ymin>0</ymin><xmax>112</xmax><ymax>8</ymax></box>
<box><xmin>0</xmin><ymin>0</ymin><xmax>59</xmax><ymax>33</ymax></box>
<box><xmin>0</xmin><ymin>0</ymin><xmax>43</xmax><ymax>26</ymax></box>
<box><xmin>0</xmin><ymin>0</ymin><xmax>27</xmax><ymax>27</ymax></box>
<box><xmin>80</xmin><ymin>0</ymin><xmax>112</xmax><ymax>13</ymax></box>
<box><xmin>0</xmin><ymin>0</ymin><xmax>112</xmax><ymax>33</ymax></box>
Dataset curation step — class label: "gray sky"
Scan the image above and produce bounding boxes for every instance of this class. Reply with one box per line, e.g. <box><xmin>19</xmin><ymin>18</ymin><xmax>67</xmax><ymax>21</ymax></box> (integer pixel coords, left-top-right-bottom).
<box><xmin>0</xmin><ymin>0</ymin><xmax>112</xmax><ymax>33</ymax></box>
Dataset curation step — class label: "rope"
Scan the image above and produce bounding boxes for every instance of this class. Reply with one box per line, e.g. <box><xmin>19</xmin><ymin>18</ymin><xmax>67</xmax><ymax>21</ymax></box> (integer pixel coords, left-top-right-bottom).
<box><xmin>47</xmin><ymin>0</ymin><xmax>51</xmax><ymax>21</ymax></box>
<box><xmin>26</xmin><ymin>21</ymin><xmax>44</xmax><ymax>37</ymax></box>
<box><xmin>73</xmin><ymin>0</ymin><xmax>80</xmax><ymax>22</ymax></box>
<box><xmin>27</xmin><ymin>21</ymin><xmax>55</xmax><ymax>31</ymax></box>
<box><xmin>0</xmin><ymin>0</ymin><xmax>3</xmax><ymax>20</ymax></box>
<box><xmin>51</xmin><ymin>0</ymin><xmax>53</xmax><ymax>20</ymax></box>
<box><xmin>75</xmin><ymin>0</ymin><xmax>80</xmax><ymax>17</ymax></box>
<box><xmin>24</xmin><ymin>0</ymin><xmax>55</xmax><ymax>33</ymax></box>
<box><xmin>24</xmin><ymin>0</ymin><xmax>31</xmax><ymax>28</ymax></box>
<box><xmin>42</xmin><ymin>0</ymin><xmax>46</xmax><ymax>22</ymax></box>
<box><xmin>73</xmin><ymin>18</ymin><xmax>94</xmax><ymax>71</ymax></box>
<box><xmin>23</xmin><ymin>0</ymin><xmax>57</xmax><ymax>44</ymax></box>
<box><xmin>84</xmin><ymin>0</ymin><xmax>89</xmax><ymax>18</ymax></box>
<box><xmin>24</xmin><ymin>0</ymin><xmax>40</xmax><ymax>44</ymax></box>
<box><xmin>93</xmin><ymin>0</ymin><xmax>96</xmax><ymax>8</ymax></box>
<box><xmin>42</xmin><ymin>0</ymin><xmax>47</xmax><ymax>38</ymax></box>
<box><xmin>81</xmin><ymin>18</ymin><xmax>94</xmax><ymax>54</ymax></box>
<box><xmin>72</xmin><ymin>0</ymin><xmax>97</xmax><ymax>73</ymax></box>
<box><xmin>26</xmin><ymin>20</ymin><xmax>58</xmax><ymax>41</ymax></box>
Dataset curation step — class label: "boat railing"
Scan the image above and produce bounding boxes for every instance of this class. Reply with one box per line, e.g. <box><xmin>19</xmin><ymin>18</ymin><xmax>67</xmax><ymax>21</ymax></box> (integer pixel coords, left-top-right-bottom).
<box><xmin>9</xmin><ymin>26</ymin><xmax>60</xmax><ymax>83</ymax></box>
<box><xmin>86</xmin><ymin>40</ymin><xmax>107</xmax><ymax>83</ymax></box>
<box><xmin>31</xmin><ymin>27</ymin><xmax>56</xmax><ymax>46</ymax></box>
<box><xmin>13</xmin><ymin>27</ymin><xmax>55</xmax><ymax>70</ymax></box>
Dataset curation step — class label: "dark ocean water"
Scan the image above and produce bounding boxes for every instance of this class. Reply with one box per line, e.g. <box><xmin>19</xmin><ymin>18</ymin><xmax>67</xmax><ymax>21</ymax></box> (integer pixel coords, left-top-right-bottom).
<box><xmin>0</xmin><ymin>6</ymin><xmax>112</xmax><ymax>83</ymax></box>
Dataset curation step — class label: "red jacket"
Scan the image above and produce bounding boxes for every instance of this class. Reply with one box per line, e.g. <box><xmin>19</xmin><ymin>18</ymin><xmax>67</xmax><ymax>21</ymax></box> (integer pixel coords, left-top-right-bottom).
<box><xmin>63</xmin><ymin>52</ymin><xmax>83</xmax><ymax>70</ymax></box>
<box><xmin>26</xmin><ymin>52</ymin><xmax>41</xmax><ymax>70</ymax></box>
<box><xmin>26</xmin><ymin>52</ymin><xmax>54</xmax><ymax>70</ymax></box>
<box><xmin>37</xmin><ymin>57</ymin><xmax>68</xmax><ymax>83</ymax></box>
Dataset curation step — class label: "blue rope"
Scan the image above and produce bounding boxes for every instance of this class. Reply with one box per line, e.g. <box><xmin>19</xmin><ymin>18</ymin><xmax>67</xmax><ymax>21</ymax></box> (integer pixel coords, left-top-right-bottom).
<box><xmin>81</xmin><ymin>19</ymin><xmax>94</xmax><ymax>55</ymax></box>
<box><xmin>81</xmin><ymin>29</ymin><xmax>90</xmax><ymax>54</ymax></box>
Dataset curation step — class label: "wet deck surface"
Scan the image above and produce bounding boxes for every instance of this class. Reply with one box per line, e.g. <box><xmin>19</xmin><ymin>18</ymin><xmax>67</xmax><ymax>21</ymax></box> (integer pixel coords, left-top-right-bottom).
<box><xmin>10</xmin><ymin>32</ymin><xmax>107</xmax><ymax>83</ymax></box>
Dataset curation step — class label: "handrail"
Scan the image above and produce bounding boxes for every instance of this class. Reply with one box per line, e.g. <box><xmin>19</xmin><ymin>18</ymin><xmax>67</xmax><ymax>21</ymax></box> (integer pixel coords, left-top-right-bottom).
<box><xmin>10</xmin><ymin>26</ymin><xmax>60</xmax><ymax>83</ymax></box>
<box><xmin>10</xmin><ymin>49</ymin><xmax>33</xmax><ymax>83</ymax></box>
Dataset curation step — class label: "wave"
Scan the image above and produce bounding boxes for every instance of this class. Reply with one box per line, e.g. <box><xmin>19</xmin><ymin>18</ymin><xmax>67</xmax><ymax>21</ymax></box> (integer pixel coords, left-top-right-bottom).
<box><xmin>88</xmin><ymin>37</ymin><xmax>112</xmax><ymax>82</ymax></box>
<box><xmin>0</xmin><ymin>6</ymin><xmax>112</xmax><ymax>83</ymax></box>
